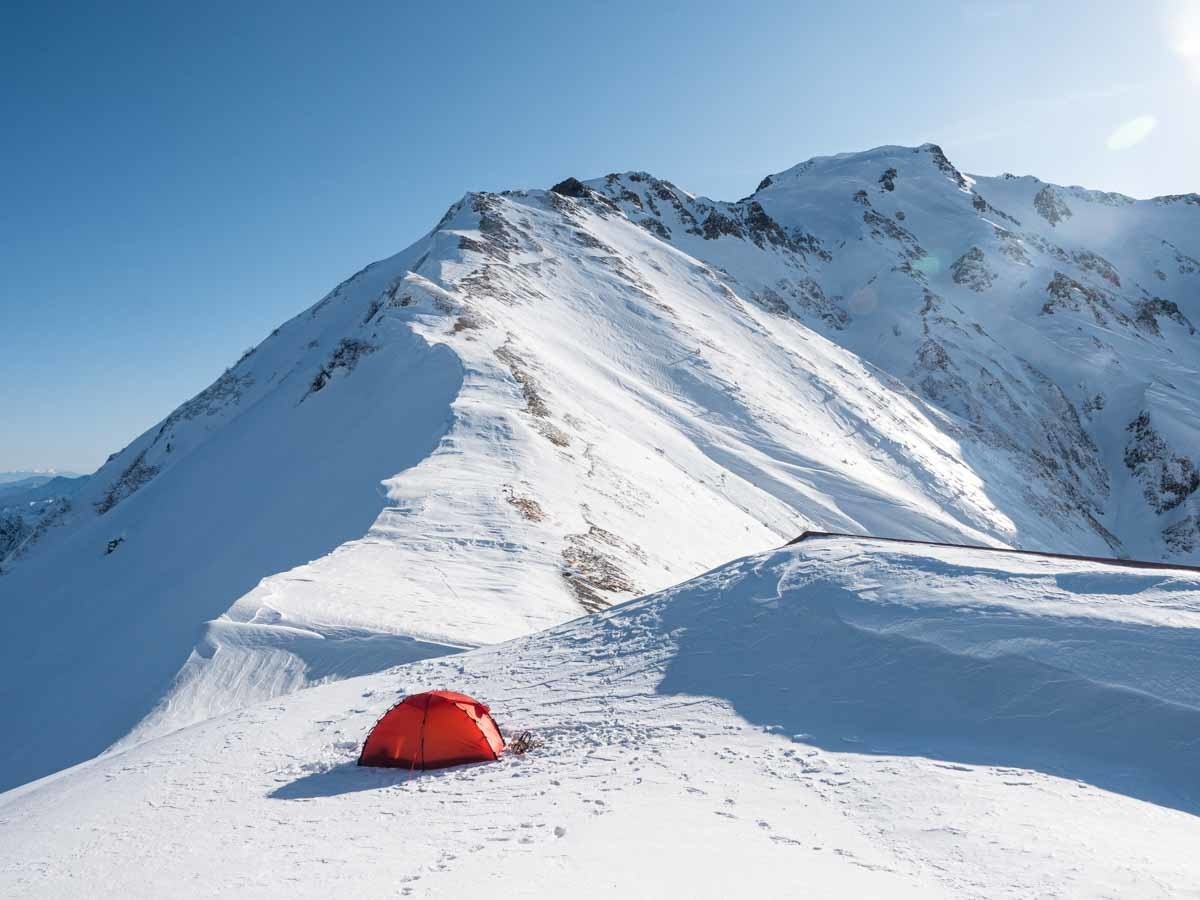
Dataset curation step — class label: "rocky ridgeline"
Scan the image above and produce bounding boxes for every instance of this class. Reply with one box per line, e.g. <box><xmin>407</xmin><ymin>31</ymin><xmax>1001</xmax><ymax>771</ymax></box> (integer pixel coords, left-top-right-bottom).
<box><xmin>550</xmin><ymin>146</ymin><xmax>1200</xmax><ymax>557</ymax></box>
<box><xmin>28</xmin><ymin>143</ymin><xmax>1200</xmax><ymax>575</ymax></box>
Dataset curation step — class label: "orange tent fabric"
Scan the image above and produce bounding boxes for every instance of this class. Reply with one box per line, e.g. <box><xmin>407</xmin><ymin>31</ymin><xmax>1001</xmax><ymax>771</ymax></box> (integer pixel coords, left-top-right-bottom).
<box><xmin>358</xmin><ymin>690</ymin><xmax>505</xmax><ymax>769</ymax></box>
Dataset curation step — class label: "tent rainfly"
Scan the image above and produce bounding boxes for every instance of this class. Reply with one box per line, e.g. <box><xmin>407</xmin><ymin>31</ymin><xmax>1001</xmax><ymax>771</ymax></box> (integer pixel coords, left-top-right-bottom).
<box><xmin>358</xmin><ymin>691</ymin><xmax>505</xmax><ymax>770</ymax></box>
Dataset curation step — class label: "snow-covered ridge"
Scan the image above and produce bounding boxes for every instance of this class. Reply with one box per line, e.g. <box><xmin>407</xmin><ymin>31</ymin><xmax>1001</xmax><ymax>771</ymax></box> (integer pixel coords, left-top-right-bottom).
<box><xmin>1</xmin><ymin>143</ymin><xmax>1197</xmax><ymax>794</ymax></box>
<box><xmin>582</xmin><ymin>144</ymin><xmax>1200</xmax><ymax>559</ymax></box>
<box><xmin>3</xmin><ymin>538</ymin><xmax>1198</xmax><ymax>897</ymax></box>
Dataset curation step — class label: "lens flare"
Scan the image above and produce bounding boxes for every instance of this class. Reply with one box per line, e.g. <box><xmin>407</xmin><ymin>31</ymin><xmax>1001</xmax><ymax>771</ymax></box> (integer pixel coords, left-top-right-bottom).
<box><xmin>912</xmin><ymin>255</ymin><xmax>942</xmax><ymax>277</ymax></box>
<box><xmin>1167</xmin><ymin>0</ymin><xmax>1200</xmax><ymax>83</ymax></box>
<box><xmin>1105</xmin><ymin>115</ymin><xmax>1158</xmax><ymax>150</ymax></box>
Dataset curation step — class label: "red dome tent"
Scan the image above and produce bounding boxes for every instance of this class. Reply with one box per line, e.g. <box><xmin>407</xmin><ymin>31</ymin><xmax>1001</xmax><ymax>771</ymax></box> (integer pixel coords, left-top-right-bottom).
<box><xmin>358</xmin><ymin>691</ymin><xmax>505</xmax><ymax>770</ymax></box>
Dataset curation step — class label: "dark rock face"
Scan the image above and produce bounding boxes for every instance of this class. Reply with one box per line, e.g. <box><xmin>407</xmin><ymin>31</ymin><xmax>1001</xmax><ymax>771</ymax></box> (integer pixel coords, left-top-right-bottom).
<box><xmin>561</xmin><ymin>525</ymin><xmax>639</xmax><ymax>613</ymax></box>
<box><xmin>1041</xmin><ymin>272</ymin><xmax>1127</xmax><ymax>326</ymax></box>
<box><xmin>701</xmin><ymin>208</ymin><xmax>744</xmax><ymax>240</ymax></box>
<box><xmin>639</xmin><ymin>217</ymin><xmax>671</xmax><ymax>240</ymax></box>
<box><xmin>1026</xmin><ymin>233</ymin><xmax>1071</xmax><ymax>264</ymax></box>
<box><xmin>304</xmin><ymin>339</ymin><xmax>378</xmax><ymax>400</ymax></box>
<box><xmin>1162</xmin><ymin>240</ymin><xmax>1200</xmax><ymax>275</ymax></box>
<box><xmin>617</xmin><ymin>188</ymin><xmax>642</xmax><ymax>210</ymax></box>
<box><xmin>971</xmin><ymin>192</ymin><xmax>1021</xmax><ymax>226</ymax></box>
<box><xmin>1</xmin><ymin>498</ymin><xmax>70</xmax><ymax>568</ymax></box>
<box><xmin>993</xmin><ymin>227</ymin><xmax>1032</xmax><ymax>266</ymax></box>
<box><xmin>156</xmin><ymin>371</ymin><xmax>255</xmax><ymax>445</ymax></box>
<box><xmin>863</xmin><ymin>209</ymin><xmax>925</xmax><ymax>260</ymax></box>
<box><xmin>1034</xmin><ymin>185</ymin><xmax>1073</xmax><ymax>226</ymax></box>
<box><xmin>920</xmin><ymin>144</ymin><xmax>968</xmax><ymax>189</ymax></box>
<box><xmin>474</xmin><ymin>194</ymin><xmax>527</xmax><ymax>259</ymax></box>
<box><xmin>1038</xmin><ymin>268</ymin><xmax>1192</xmax><ymax>339</ymax></box>
<box><xmin>550</xmin><ymin>177</ymin><xmax>590</xmax><ymax>198</ymax></box>
<box><xmin>1125</xmin><ymin>412</ymin><xmax>1200</xmax><ymax>514</ymax></box>
<box><xmin>950</xmin><ymin>246</ymin><xmax>997</xmax><ymax>291</ymax></box>
<box><xmin>1152</xmin><ymin>193</ymin><xmax>1200</xmax><ymax>206</ymax></box>
<box><xmin>879</xmin><ymin>168</ymin><xmax>897</xmax><ymax>192</ymax></box>
<box><xmin>753</xmin><ymin>279</ymin><xmax>848</xmax><ymax>329</ymax></box>
<box><xmin>1163</xmin><ymin>516</ymin><xmax>1200</xmax><ymax>553</ymax></box>
<box><xmin>1067</xmin><ymin>187</ymin><xmax>1134</xmax><ymax>207</ymax></box>
<box><xmin>790</xmin><ymin>230</ymin><xmax>832</xmax><ymax>262</ymax></box>
<box><xmin>95</xmin><ymin>451</ymin><xmax>160</xmax><ymax>515</ymax></box>
<box><xmin>0</xmin><ymin>511</ymin><xmax>28</xmax><ymax>561</ymax></box>
<box><xmin>913</xmin><ymin>338</ymin><xmax>973</xmax><ymax>419</ymax></box>
<box><xmin>593</xmin><ymin>171</ymin><xmax>830</xmax><ymax>261</ymax></box>
<box><xmin>694</xmin><ymin>197</ymin><xmax>822</xmax><ymax>257</ymax></box>
<box><xmin>1071</xmin><ymin>250</ymin><xmax>1121</xmax><ymax>287</ymax></box>
<box><xmin>1134</xmin><ymin>298</ymin><xmax>1196</xmax><ymax>336</ymax></box>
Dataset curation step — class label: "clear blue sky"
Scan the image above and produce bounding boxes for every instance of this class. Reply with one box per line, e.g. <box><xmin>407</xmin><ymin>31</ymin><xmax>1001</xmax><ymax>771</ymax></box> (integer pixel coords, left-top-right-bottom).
<box><xmin>3</xmin><ymin>0</ymin><xmax>1197</xmax><ymax>473</ymax></box>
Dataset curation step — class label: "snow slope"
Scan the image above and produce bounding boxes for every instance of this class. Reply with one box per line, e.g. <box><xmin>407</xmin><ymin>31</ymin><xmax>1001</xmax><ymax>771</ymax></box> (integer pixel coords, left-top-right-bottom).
<box><xmin>586</xmin><ymin>147</ymin><xmax>1200</xmax><ymax>559</ymax></box>
<box><xmin>2</xmin><ymin>144</ymin><xmax>1197</xmax><ymax>792</ymax></box>
<box><xmin>3</xmin><ymin>537</ymin><xmax>1198</xmax><ymax>898</ymax></box>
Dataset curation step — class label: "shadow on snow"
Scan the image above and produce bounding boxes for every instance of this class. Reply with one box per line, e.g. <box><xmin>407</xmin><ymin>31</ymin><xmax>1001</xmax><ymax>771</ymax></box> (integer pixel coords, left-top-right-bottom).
<box><xmin>656</xmin><ymin>577</ymin><xmax>1200</xmax><ymax>817</ymax></box>
<box><xmin>269</xmin><ymin>759</ymin><xmax>494</xmax><ymax>800</ymax></box>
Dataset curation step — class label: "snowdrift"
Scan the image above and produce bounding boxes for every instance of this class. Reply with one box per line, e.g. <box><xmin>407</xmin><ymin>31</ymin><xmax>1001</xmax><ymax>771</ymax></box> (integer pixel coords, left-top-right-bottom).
<box><xmin>0</xmin><ymin>323</ymin><xmax>464</xmax><ymax>791</ymax></box>
<box><xmin>3</xmin><ymin>537</ymin><xmax>1198</xmax><ymax>897</ymax></box>
<box><xmin>3</xmin><ymin>143</ymin><xmax>1198</xmax><ymax>794</ymax></box>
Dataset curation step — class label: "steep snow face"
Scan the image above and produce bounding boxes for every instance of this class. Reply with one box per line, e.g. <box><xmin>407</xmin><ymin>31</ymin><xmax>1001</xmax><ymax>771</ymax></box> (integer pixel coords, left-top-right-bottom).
<box><xmin>0</xmin><ymin>282</ymin><xmax>466</xmax><ymax>790</ymax></box>
<box><xmin>586</xmin><ymin>144</ymin><xmax>1200</xmax><ymax>561</ymax></box>
<box><xmin>2</xmin><ymin>145</ymin><xmax>1197</xmax><ymax>791</ymax></box>
<box><xmin>3</xmin><ymin>539</ymin><xmax>1198</xmax><ymax>898</ymax></box>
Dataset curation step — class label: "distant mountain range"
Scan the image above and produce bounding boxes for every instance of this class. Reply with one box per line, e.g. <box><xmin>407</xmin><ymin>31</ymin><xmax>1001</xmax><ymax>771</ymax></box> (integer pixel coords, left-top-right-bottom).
<box><xmin>0</xmin><ymin>474</ymin><xmax>87</xmax><ymax>505</ymax></box>
<box><xmin>0</xmin><ymin>470</ymin><xmax>82</xmax><ymax>487</ymax></box>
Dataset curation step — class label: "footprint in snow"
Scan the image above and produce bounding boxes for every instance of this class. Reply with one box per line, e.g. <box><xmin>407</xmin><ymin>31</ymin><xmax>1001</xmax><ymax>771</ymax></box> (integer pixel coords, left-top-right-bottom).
<box><xmin>770</xmin><ymin>835</ymin><xmax>804</xmax><ymax>847</ymax></box>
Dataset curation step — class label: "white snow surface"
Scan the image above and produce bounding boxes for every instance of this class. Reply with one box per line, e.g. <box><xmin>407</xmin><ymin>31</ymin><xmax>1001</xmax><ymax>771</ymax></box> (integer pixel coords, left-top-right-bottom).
<box><xmin>2</xmin><ymin>537</ymin><xmax>1199</xmax><ymax>898</ymax></box>
<box><xmin>2</xmin><ymin>144</ymin><xmax>1199</xmax><ymax>794</ymax></box>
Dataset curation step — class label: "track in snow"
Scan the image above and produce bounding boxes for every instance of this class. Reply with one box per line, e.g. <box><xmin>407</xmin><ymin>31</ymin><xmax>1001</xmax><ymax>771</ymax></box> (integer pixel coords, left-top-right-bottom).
<box><xmin>3</xmin><ymin>538</ymin><xmax>1198</xmax><ymax>898</ymax></box>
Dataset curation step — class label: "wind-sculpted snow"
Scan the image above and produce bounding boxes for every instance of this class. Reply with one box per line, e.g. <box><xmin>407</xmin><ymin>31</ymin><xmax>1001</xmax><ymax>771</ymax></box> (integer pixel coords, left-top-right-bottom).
<box><xmin>658</xmin><ymin>557</ymin><xmax>1200</xmax><ymax>815</ymax></box>
<box><xmin>0</xmin><ymin>317</ymin><xmax>463</xmax><ymax>790</ymax></box>
<box><xmin>2</xmin><ymin>539</ymin><xmax>1198</xmax><ymax>897</ymax></box>
<box><xmin>2</xmin><ymin>142</ymin><xmax>1197</xmax><ymax>793</ymax></box>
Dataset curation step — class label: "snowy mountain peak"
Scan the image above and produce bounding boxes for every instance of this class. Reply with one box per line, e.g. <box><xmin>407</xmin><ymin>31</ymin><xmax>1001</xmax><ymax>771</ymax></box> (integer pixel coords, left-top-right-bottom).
<box><xmin>1</xmin><ymin>145</ymin><xmax>1197</xmax><ymax>795</ymax></box>
<box><xmin>756</xmin><ymin>142</ymin><xmax>969</xmax><ymax>192</ymax></box>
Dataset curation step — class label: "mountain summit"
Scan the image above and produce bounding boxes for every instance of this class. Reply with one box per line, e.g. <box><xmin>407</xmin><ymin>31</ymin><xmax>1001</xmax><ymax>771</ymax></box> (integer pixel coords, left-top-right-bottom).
<box><xmin>2</xmin><ymin>144</ymin><xmax>1198</xmax><ymax>791</ymax></box>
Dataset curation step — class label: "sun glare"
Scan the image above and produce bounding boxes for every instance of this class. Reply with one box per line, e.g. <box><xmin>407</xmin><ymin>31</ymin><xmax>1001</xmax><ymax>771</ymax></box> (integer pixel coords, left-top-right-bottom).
<box><xmin>1167</xmin><ymin>0</ymin><xmax>1200</xmax><ymax>83</ymax></box>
